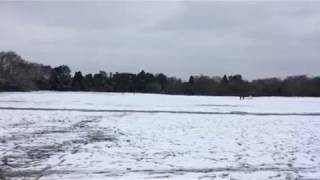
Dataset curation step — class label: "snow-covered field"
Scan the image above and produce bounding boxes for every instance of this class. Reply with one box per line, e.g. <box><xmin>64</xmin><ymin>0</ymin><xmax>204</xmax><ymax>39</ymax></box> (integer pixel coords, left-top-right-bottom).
<box><xmin>0</xmin><ymin>92</ymin><xmax>320</xmax><ymax>180</ymax></box>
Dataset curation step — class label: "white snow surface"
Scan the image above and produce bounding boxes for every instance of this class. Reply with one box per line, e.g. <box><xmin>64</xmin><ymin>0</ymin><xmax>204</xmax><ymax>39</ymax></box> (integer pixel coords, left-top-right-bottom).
<box><xmin>0</xmin><ymin>91</ymin><xmax>320</xmax><ymax>180</ymax></box>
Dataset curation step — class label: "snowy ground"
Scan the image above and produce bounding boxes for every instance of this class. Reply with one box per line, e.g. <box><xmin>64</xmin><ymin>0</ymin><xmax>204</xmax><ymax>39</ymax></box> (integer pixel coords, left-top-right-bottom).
<box><xmin>0</xmin><ymin>92</ymin><xmax>320</xmax><ymax>180</ymax></box>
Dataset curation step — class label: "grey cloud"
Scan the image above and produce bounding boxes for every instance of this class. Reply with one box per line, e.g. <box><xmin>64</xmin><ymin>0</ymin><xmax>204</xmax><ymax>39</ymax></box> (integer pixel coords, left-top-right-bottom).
<box><xmin>0</xmin><ymin>1</ymin><xmax>320</xmax><ymax>80</ymax></box>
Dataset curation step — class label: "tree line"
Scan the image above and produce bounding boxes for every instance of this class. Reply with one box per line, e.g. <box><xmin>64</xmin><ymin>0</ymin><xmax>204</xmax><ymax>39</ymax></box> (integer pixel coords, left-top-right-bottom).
<box><xmin>1</xmin><ymin>51</ymin><xmax>320</xmax><ymax>96</ymax></box>
<box><xmin>23</xmin><ymin>63</ymin><xmax>320</xmax><ymax>97</ymax></box>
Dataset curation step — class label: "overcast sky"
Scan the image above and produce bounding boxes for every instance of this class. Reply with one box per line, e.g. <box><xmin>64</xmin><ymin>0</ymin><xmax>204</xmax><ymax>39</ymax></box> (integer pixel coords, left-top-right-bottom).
<box><xmin>1</xmin><ymin>1</ymin><xmax>320</xmax><ymax>80</ymax></box>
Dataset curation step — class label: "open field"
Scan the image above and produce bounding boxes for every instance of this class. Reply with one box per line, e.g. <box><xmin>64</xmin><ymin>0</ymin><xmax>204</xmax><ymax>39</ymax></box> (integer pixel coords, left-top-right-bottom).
<box><xmin>0</xmin><ymin>92</ymin><xmax>320</xmax><ymax>179</ymax></box>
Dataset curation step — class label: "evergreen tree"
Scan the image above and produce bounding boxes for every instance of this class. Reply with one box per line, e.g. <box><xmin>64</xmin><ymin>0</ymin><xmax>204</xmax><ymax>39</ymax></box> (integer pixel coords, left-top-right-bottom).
<box><xmin>188</xmin><ymin>76</ymin><xmax>194</xmax><ymax>84</ymax></box>
<box><xmin>135</xmin><ymin>70</ymin><xmax>147</xmax><ymax>92</ymax></box>
<box><xmin>50</xmin><ymin>65</ymin><xmax>72</xmax><ymax>91</ymax></box>
<box><xmin>155</xmin><ymin>73</ymin><xmax>168</xmax><ymax>91</ymax></box>
<box><xmin>71</xmin><ymin>71</ymin><xmax>84</xmax><ymax>91</ymax></box>
<box><xmin>93</xmin><ymin>71</ymin><xmax>107</xmax><ymax>91</ymax></box>
<box><xmin>222</xmin><ymin>75</ymin><xmax>228</xmax><ymax>84</ymax></box>
<box><xmin>83</xmin><ymin>73</ymin><xmax>94</xmax><ymax>91</ymax></box>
